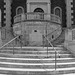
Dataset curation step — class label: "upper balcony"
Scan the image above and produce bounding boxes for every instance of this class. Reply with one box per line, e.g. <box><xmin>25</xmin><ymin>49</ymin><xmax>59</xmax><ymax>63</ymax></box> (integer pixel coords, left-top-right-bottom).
<box><xmin>14</xmin><ymin>12</ymin><xmax>61</xmax><ymax>24</ymax></box>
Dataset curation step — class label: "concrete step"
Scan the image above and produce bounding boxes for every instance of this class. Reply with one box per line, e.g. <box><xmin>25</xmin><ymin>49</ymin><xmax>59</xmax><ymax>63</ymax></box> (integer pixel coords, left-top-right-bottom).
<box><xmin>0</xmin><ymin>46</ymin><xmax>74</xmax><ymax>75</ymax></box>
<box><xmin>0</xmin><ymin>53</ymin><xmax>72</xmax><ymax>58</ymax></box>
<box><xmin>0</xmin><ymin>49</ymin><xmax>69</xmax><ymax>54</ymax></box>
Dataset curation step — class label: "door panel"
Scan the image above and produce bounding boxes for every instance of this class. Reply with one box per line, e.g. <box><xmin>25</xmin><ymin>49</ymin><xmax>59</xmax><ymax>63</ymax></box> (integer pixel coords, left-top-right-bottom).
<box><xmin>29</xmin><ymin>29</ymin><xmax>42</xmax><ymax>46</ymax></box>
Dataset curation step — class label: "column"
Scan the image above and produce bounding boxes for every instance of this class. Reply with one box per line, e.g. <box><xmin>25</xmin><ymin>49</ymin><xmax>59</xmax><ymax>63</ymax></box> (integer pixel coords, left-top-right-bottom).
<box><xmin>27</xmin><ymin>3</ymin><xmax>30</xmax><ymax>13</ymax></box>
<box><xmin>48</xmin><ymin>2</ymin><xmax>51</xmax><ymax>20</ymax></box>
<box><xmin>66</xmin><ymin>0</ymin><xmax>73</xmax><ymax>27</ymax></box>
<box><xmin>4</xmin><ymin>0</ymin><xmax>12</xmax><ymax>30</ymax></box>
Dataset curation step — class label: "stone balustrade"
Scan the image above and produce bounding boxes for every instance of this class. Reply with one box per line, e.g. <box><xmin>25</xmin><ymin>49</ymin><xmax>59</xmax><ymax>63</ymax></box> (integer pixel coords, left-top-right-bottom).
<box><xmin>14</xmin><ymin>13</ymin><xmax>61</xmax><ymax>24</ymax></box>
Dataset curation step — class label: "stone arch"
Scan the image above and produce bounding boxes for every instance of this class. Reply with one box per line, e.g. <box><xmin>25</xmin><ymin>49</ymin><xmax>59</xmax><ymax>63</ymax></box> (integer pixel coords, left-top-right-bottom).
<box><xmin>34</xmin><ymin>8</ymin><xmax>44</xmax><ymax>19</ymax></box>
<box><xmin>54</xmin><ymin>6</ymin><xmax>62</xmax><ymax>17</ymax></box>
<box><xmin>34</xmin><ymin>8</ymin><xmax>44</xmax><ymax>13</ymax></box>
<box><xmin>54</xmin><ymin>6</ymin><xmax>62</xmax><ymax>22</ymax></box>
<box><xmin>16</xmin><ymin>6</ymin><xmax>24</xmax><ymax>15</ymax></box>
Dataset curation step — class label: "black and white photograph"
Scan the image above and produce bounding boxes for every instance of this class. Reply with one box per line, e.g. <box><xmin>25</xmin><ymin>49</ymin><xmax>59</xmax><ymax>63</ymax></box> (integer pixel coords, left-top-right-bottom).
<box><xmin>0</xmin><ymin>0</ymin><xmax>75</xmax><ymax>75</ymax></box>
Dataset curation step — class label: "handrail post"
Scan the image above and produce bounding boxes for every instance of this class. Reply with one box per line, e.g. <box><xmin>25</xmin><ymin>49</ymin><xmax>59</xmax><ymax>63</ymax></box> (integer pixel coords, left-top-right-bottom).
<box><xmin>55</xmin><ymin>50</ymin><xmax>57</xmax><ymax>70</ymax></box>
<box><xmin>47</xmin><ymin>43</ymin><xmax>48</xmax><ymax>58</ymax></box>
<box><xmin>43</xmin><ymin>35</ymin><xmax>44</xmax><ymax>48</ymax></box>
<box><xmin>43</xmin><ymin>35</ymin><xmax>58</xmax><ymax>70</ymax></box>
<box><xmin>46</xmin><ymin>23</ymin><xmax>48</xmax><ymax>57</ymax></box>
<box><xmin>13</xmin><ymin>41</ymin><xmax>14</xmax><ymax>55</ymax></box>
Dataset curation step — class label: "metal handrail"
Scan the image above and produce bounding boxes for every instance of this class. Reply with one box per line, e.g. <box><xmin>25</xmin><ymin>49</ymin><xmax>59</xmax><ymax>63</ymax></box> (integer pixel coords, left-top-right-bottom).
<box><xmin>43</xmin><ymin>35</ymin><xmax>59</xmax><ymax>70</ymax></box>
<box><xmin>46</xmin><ymin>27</ymin><xmax>62</xmax><ymax>38</ymax></box>
<box><xmin>0</xmin><ymin>36</ymin><xmax>20</xmax><ymax>54</ymax></box>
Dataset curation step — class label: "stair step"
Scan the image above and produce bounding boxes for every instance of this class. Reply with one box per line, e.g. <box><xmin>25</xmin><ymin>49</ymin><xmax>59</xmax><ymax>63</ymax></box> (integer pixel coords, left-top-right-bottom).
<box><xmin>0</xmin><ymin>52</ymin><xmax>70</xmax><ymax>56</ymax></box>
<box><xmin>0</xmin><ymin>61</ymin><xmax>75</xmax><ymax>66</ymax></box>
<box><xmin>0</xmin><ymin>50</ymin><xmax>69</xmax><ymax>54</ymax></box>
<box><xmin>0</xmin><ymin>67</ymin><xmax>75</xmax><ymax>72</ymax></box>
<box><xmin>0</xmin><ymin>46</ymin><xmax>74</xmax><ymax>75</ymax></box>
<box><xmin>0</xmin><ymin>57</ymin><xmax>74</xmax><ymax>60</ymax></box>
<box><xmin>63</xmin><ymin>73</ymin><xmax>75</xmax><ymax>75</ymax></box>
<box><xmin>0</xmin><ymin>67</ymin><xmax>55</xmax><ymax>72</ymax></box>
<box><xmin>4</xmin><ymin>47</ymin><xmax>63</xmax><ymax>49</ymax></box>
<box><xmin>0</xmin><ymin>53</ymin><xmax>71</xmax><ymax>58</ymax></box>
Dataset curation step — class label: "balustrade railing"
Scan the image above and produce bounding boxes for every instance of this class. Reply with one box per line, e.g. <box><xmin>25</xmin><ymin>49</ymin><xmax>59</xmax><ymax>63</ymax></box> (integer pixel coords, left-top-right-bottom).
<box><xmin>51</xmin><ymin>14</ymin><xmax>61</xmax><ymax>24</ymax></box>
<box><xmin>43</xmin><ymin>34</ymin><xmax>59</xmax><ymax>71</ymax></box>
<box><xmin>14</xmin><ymin>13</ymin><xmax>61</xmax><ymax>24</ymax></box>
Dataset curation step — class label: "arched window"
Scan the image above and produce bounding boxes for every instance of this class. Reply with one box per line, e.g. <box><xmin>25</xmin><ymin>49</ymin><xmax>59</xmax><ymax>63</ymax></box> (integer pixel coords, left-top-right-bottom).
<box><xmin>34</xmin><ymin>8</ymin><xmax>44</xmax><ymax>19</ymax></box>
<box><xmin>54</xmin><ymin>7</ymin><xmax>62</xmax><ymax>18</ymax></box>
<box><xmin>16</xmin><ymin>6</ymin><xmax>24</xmax><ymax>15</ymax></box>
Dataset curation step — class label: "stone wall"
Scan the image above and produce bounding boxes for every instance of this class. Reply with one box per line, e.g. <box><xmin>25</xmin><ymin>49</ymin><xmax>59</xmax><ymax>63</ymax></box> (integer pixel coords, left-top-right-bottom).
<box><xmin>13</xmin><ymin>21</ymin><xmax>62</xmax><ymax>46</ymax></box>
<box><xmin>51</xmin><ymin>0</ymin><xmax>66</xmax><ymax>27</ymax></box>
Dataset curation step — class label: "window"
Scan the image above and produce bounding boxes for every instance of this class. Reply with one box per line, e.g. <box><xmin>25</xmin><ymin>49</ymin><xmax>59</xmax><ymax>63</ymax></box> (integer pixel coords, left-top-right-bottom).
<box><xmin>16</xmin><ymin>6</ymin><xmax>24</xmax><ymax>15</ymax></box>
<box><xmin>54</xmin><ymin>7</ymin><xmax>62</xmax><ymax>18</ymax></box>
<box><xmin>54</xmin><ymin>7</ymin><xmax>62</xmax><ymax>23</ymax></box>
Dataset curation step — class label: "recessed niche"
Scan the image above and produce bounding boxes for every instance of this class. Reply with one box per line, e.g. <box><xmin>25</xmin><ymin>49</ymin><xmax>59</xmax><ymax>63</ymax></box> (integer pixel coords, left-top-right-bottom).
<box><xmin>34</xmin><ymin>30</ymin><xmax>37</xmax><ymax>32</ymax></box>
<box><xmin>52</xmin><ymin>35</ymin><xmax>54</xmax><ymax>39</ymax></box>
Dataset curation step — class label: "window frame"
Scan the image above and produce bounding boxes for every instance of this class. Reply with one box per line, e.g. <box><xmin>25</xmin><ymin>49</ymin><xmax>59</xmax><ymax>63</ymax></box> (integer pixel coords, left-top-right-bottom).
<box><xmin>16</xmin><ymin>6</ymin><xmax>24</xmax><ymax>15</ymax></box>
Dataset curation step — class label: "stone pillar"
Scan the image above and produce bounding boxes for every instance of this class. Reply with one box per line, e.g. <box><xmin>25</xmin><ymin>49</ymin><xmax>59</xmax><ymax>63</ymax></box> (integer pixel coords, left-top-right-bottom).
<box><xmin>65</xmin><ymin>29</ymin><xmax>72</xmax><ymax>42</ymax></box>
<box><xmin>27</xmin><ymin>3</ymin><xmax>30</xmax><ymax>12</ymax></box>
<box><xmin>48</xmin><ymin>2</ymin><xmax>51</xmax><ymax>20</ymax></box>
<box><xmin>66</xmin><ymin>0</ymin><xmax>73</xmax><ymax>27</ymax></box>
<box><xmin>4</xmin><ymin>0</ymin><xmax>12</xmax><ymax>30</ymax></box>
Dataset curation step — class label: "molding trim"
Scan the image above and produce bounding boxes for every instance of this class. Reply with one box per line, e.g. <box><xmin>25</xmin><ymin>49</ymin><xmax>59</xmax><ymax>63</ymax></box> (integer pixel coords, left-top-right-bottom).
<box><xmin>27</xmin><ymin>0</ymin><xmax>51</xmax><ymax>14</ymax></box>
<box><xmin>27</xmin><ymin>0</ymin><xmax>50</xmax><ymax>3</ymax></box>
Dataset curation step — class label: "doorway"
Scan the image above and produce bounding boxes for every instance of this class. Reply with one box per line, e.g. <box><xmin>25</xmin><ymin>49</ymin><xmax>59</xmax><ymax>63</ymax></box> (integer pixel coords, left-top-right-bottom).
<box><xmin>34</xmin><ymin>8</ymin><xmax>44</xmax><ymax>19</ymax></box>
<box><xmin>29</xmin><ymin>29</ymin><xmax>42</xmax><ymax>46</ymax></box>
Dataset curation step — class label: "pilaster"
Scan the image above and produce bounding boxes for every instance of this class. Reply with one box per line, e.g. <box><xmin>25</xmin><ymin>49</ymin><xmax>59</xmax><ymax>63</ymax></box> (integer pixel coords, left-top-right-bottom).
<box><xmin>4</xmin><ymin>0</ymin><xmax>12</xmax><ymax>30</ymax></box>
<box><xmin>66</xmin><ymin>0</ymin><xmax>73</xmax><ymax>27</ymax></box>
<box><xmin>27</xmin><ymin>3</ymin><xmax>30</xmax><ymax>13</ymax></box>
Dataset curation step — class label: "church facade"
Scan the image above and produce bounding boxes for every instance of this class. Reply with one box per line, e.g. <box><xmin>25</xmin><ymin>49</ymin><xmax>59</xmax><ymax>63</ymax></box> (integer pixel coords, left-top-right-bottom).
<box><xmin>0</xmin><ymin>0</ymin><xmax>74</xmax><ymax>27</ymax></box>
<box><xmin>0</xmin><ymin>0</ymin><xmax>74</xmax><ymax>46</ymax></box>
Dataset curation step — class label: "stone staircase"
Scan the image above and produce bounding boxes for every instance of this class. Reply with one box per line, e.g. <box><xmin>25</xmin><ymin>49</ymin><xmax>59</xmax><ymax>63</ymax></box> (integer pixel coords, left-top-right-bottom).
<box><xmin>0</xmin><ymin>46</ymin><xmax>75</xmax><ymax>75</ymax></box>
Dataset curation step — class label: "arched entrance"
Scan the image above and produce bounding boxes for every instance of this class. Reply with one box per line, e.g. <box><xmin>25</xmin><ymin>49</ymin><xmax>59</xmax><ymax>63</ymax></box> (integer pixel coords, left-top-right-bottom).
<box><xmin>34</xmin><ymin>8</ymin><xmax>44</xmax><ymax>19</ymax></box>
<box><xmin>34</xmin><ymin>8</ymin><xmax>44</xmax><ymax>13</ymax></box>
